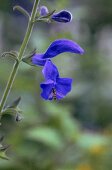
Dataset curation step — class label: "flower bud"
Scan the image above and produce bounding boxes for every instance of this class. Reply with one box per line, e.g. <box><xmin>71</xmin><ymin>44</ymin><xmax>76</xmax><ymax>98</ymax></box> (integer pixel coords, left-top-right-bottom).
<box><xmin>51</xmin><ymin>10</ymin><xmax>72</xmax><ymax>23</ymax></box>
<box><xmin>39</xmin><ymin>6</ymin><xmax>49</xmax><ymax>16</ymax></box>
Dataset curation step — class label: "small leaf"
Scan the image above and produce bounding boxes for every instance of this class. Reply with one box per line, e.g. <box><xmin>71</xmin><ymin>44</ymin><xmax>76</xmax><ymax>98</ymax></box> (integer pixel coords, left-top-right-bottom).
<box><xmin>22</xmin><ymin>49</ymin><xmax>37</xmax><ymax>66</ymax></box>
<box><xmin>33</xmin><ymin>18</ymin><xmax>51</xmax><ymax>23</ymax></box>
<box><xmin>0</xmin><ymin>151</ymin><xmax>9</xmax><ymax>160</ymax></box>
<box><xmin>1</xmin><ymin>108</ymin><xmax>23</xmax><ymax>122</ymax></box>
<box><xmin>8</xmin><ymin>97</ymin><xmax>21</xmax><ymax>108</ymax></box>
<box><xmin>33</xmin><ymin>10</ymin><xmax>56</xmax><ymax>23</ymax></box>
<box><xmin>26</xmin><ymin>127</ymin><xmax>64</xmax><ymax>149</ymax></box>
<box><xmin>13</xmin><ymin>5</ymin><xmax>30</xmax><ymax>18</ymax></box>
<box><xmin>39</xmin><ymin>10</ymin><xmax>56</xmax><ymax>19</ymax></box>
<box><xmin>1</xmin><ymin>51</ymin><xmax>19</xmax><ymax>63</ymax></box>
<box><xmin>0</xmin><ymin>144</ymin><xmax>9</xmax><ymax>160</ymax></box>
<box><xmin>10</xmin><ymin>50</ymin><xmax>19</xmax><ymax>56</ymax></box>
<box><xmin>0</xmin><ymin>136</ymin><xmax>4</xmax><ymax>142</ymax></box>
<box><xmin>15</xmin><ymin>112</ymin><xmax>23</xmax><ymax>122</ymax></box>
<box><xmin>0</xmin><ymin>145</ymin><xmax>9</xmax><ymax>152</ymax></box>
<box><xmin>2</xmin><ymin>108</ymin><xmax>18</xmax><ymax>116</ymax></box>
<box><xmin>76</xmin><ymin>133</ymin><xmax>109</xmax><ymax>150</ymax></box>
<box><xmin>1</xmin><ymin>97</ymin><xmax>22</xmax><ymax>122</ymax></box>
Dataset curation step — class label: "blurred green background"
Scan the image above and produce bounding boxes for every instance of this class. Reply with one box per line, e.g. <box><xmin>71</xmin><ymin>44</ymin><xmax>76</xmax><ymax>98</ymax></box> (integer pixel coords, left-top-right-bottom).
<box><xmin>0</xmin><ymin>0</ymin><xmax>112</xmax><ymax>169</ymax></box>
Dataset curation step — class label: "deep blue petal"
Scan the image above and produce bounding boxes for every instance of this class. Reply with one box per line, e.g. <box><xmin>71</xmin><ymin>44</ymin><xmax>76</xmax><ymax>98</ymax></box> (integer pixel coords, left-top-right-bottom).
<box><xmin>43</xmin><ymin>39</ymin><xmax>84</xmax><ymax>59</ymax></box>
<box><xmin>40</xmin><ymin>80</ymin><xmax>54</xmax><ymax>100</ymax></box>
<box><xmin>42</xmin><ymin>60</ymin><xmax>59</xmax><ymax>81</ymax></box>
<box><xmin>32</xmin><ymin>53</ymin><xmax>46</xmax><ymax>66</ymax></box>
<box><xmin>56</xmin><ymin>77</ymin><xmax>72</xmax><ymax>99</ymax></box>
<box><xmin>52</xmin><ymin>10</ymin><xmax>72</xmax><ymax>23</ymax></box>
<box><xmin>40</xmin><ymin>6</ymin><xmax>49</xmax><ymax>16</ymax></box>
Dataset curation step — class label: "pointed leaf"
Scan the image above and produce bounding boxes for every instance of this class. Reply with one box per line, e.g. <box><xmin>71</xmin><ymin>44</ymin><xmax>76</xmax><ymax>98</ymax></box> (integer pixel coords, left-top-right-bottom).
<box><xmin>8</xmin><ymin>97</ymin><xmax>21</xmax><ymax>108</ymax></box>
<box><xmin>26</xmin><ymin>127</ymin><xmax>64</xmax><ymax>149</ymax></box>
<box><xmin>1</xmin><ymin>51</ymin><xmax>19</xmax><ymax>63</ymax></box>
<box><xmin>13</xmin><ymin>5</ymin><xmax>30</xmax><ymax>18</ymax></box>
<box><xmin>40</xmin><ymin>10</ymin><xmax>56</xmax><ymax>19</ymax></box>
<box><xmin>22</xmin><ymin>49</ymin><xmax>37</xmax><ymax>66</ymax></box>
<box><xmin>0</xmin><ymin>136</ymin><xmax>4</xmax><ymax>142</ymax></box>
<box><xmin>15</xmin><ymin>112</ymin><xmax>23</xmax><ymax>122</ymax></box>
<box><xmin>0</xmin><ymin>151</ymin><xmax>9</xmax><ymax>160</ymax></box>
<box><xmin>0</xmin><ymin>145</ymin><xmax>9</xmax><ymax>160</ymax></box>
<box><xmin>2</xmin><ymin>108</ymin><xmax>17</xmax><ymax>115</ymax></box>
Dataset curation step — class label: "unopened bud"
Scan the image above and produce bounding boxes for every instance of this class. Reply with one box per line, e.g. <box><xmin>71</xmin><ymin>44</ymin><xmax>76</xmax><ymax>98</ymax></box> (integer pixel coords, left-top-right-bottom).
<box><xmin>40</xmin><ymin>6</ymin><xmax>49</xmax><ymax>16</ymax></box>
<box><xmin>51</xmin><ymin>10</ymin><xmax>72</xmax><ymax>23</ymax></box>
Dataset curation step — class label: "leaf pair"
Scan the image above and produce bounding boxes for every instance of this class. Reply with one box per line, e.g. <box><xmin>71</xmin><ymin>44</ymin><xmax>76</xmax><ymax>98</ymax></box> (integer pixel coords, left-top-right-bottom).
<box><xmin>1</xmin><ymin>97</ymin><xmax>23</xmax><ymax>122</ymax></box>
<box><xmin>0</xmin><ymin>137</ymin><xmax>9</xmax><ymax>160</ymax></box>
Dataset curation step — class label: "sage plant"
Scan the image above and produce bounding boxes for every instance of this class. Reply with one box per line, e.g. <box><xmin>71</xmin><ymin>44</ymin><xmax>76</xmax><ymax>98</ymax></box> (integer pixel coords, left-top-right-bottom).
<box><xmin>0</xmin><ymin>0</ymin><xmax>84</xmax><ymax>158</ymax></box>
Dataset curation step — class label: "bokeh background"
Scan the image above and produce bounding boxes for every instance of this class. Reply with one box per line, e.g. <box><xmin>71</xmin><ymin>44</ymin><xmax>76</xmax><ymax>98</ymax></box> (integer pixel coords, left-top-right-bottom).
<box><xmin>0</xmin><ymin>0</ymin><xmax>112</xmax><ymax>169</ymax></box>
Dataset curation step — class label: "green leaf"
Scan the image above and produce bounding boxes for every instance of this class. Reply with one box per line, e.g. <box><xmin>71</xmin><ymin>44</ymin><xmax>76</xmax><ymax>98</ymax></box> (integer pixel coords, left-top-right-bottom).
<box><xmin>42</xmin><ymin>102</ymin><xmax>80</xmax><ymax>141</ymax></box>
<box><xmin>0</xmin><ymin>145</ymin><xmax>9</xmax><ymax>160</ymax></box>
<box><xmin>0</xmin><ymin>136</ymin><xmax>4</xmax><ymax>143</ymax></box>
<box><xmin>22</xmin><ymin>49</ymin><xmax>37</xmax><ymax>66</ymax></box>
<box><xmin>2</xmin><ymin>107</ymin><xmax>23</xmax><ymax>122</ymax></box>
<box><xmin>33</xmin><ymin>10</ymin><xmax>56</xmax><ymax>23</ymax></box>
<box><xmin>15</xmin><ymin>112</ymin><xmax>23</xmax><ymax>122</ymax></box>
<box><xmin>0</xmin><ymin>151</ymin><xmax>9</xmax><ymax>160</ymax></box>
<box><xmin>26</xmin><ymin>127</ymin><xmax>64</xmax><ymax>149</ymax></box>
<box><xmin>34</xmin><ymin>18</ymin><xmax>51</xmax><ymax>23</ymax></box>
<box><xmin>0</xmin><ymin>51</ymin><xmax>19</xmax><ymax>63</ymax></box>
<box><xmin>2</xmin><ymin>108</ymin><xmax>17</xmax><ymax>116</ymax></box>
<box><xmin>1</xmin><ymin>97</ymin><xmax>23</xmax><ymax>122</ymax></box>
<box><xmin>76</xmin><ymin>133</ymin><xmax>109</xmax><ymax>150</ymax></box>
<box><xmin>13</xmin><ymin>5</ymin><xmax>30</xmax><ymax>18</ymax></box>
<box><xmin>7</xmin><ymin>97</ymin><xmax>21</xmax><ymax>108</ymax></box>
<box><xmin>39</xmin><ymin>10</ymin><xmax>56</xmax><ymax>19</ymax></box>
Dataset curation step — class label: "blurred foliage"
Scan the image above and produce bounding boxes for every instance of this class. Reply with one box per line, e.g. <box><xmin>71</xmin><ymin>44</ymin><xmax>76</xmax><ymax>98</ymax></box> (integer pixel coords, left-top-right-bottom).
<box><xmin>0</xmin><ymin>0</ymin><xmax>112</xmax><ymax>169</ymax></box>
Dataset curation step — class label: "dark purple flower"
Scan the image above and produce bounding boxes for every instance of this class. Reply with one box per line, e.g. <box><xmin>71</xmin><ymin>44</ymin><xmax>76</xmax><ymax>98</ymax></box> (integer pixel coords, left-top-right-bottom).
<box><xmin>40</xmin><ymin>60</ymin><xmax>72</xmax><ymax>100</ymax></box>
<box><xmin>39</xmin><ymin>6</ymin><xmax>49</xmax><ymax>16</ymax></box>
<box><xmin>32</xmin><ymin>39</ymin><xmax>84</xmax><ymax>66</ymax></box>
<box><xmin>51</xmin><ymin>10</ymin><xmax>72</xmax><ymax>23</ymax></box>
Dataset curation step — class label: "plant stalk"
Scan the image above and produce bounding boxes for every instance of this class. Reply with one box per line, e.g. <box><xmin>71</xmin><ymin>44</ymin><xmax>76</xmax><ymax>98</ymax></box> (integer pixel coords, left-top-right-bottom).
<box><xmin>0</xmin><ymin>0</ymin><xmax>40</xmax><ymax>113</ymax></box>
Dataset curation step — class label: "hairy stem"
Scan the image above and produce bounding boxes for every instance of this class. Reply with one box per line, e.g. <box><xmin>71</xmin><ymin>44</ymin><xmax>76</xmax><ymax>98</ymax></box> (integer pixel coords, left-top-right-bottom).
<box><xmin>0</xmin><ymin>0</ymin><xmax>40</xmax><ymax>113</ymax></box>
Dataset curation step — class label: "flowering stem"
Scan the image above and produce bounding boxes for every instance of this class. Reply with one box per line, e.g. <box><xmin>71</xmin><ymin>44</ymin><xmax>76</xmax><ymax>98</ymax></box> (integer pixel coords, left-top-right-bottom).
<box><xmin>0</xmin><ymin>0</ymin><xmax>40</xmax><ymax>114</ymax></box>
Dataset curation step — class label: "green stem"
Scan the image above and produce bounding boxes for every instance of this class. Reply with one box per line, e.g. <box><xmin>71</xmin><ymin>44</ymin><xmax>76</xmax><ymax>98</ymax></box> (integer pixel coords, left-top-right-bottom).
<box><xmin>0</xmin><ymin>0</ymin><xmax>40</xmax><ymax>114</ymax></box>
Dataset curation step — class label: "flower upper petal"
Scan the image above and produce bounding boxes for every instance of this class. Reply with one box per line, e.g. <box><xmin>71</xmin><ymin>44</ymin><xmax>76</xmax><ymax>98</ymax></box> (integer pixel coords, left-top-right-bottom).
<box><xmin>56</xmin><ymin>77</ymin><xmax>72</xmax><ymax>99</ymax></box>
<box><xmin>42</xmin><ymin>60</ymin><xmax>59</xmax><ymax>81</ymax></box>
<box><xmin>43</xmin><ymin>39</ymin><xmax>84</xmax><ymax>59</ymax></box>
<box><xmin>40</xmin><ymin>80</ymin><xmax>54</xmax><ymax>100</ymax></box>
<box><xmin>32</xmin><ymin>53</ymin><xmax>46</xmax><ymax>66</ymax></box>
<box><xmin>51</xmin><ymin>10</ymin><xmax>72</xmax><ymax>23</ymax></box>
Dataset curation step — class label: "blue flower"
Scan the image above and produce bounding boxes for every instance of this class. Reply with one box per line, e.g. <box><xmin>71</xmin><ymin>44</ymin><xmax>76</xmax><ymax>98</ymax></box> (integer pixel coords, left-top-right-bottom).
<box><xmin>39</xmin><ymin>7</ymin><xmax>72</xmax><ymax>23</ymax></box>
<box><xmin>51</xmin><ymin>10</ymin><xmax>72</xmax><ymax>23</ymax></box>
<box><xmin>39</xmin><ymin>6</ymin><xmax>49</xmax><ymax>16</ymax></box>
<box><xmin>40</xmin><ymin>60</ymin><xmax>72</xmax><ymax>100</ymax></box>
<box><xmin>32</xmin><ymin>39</ymin><xmax>84</xmax><ymax>66</ymax></box>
